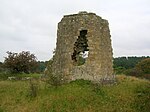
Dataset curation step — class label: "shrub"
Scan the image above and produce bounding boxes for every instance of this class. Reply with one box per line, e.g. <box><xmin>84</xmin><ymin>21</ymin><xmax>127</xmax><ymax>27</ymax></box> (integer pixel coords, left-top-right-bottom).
<box><xmin>124</xmin><ymin>68</ymin><xmax>142</xmax><ymax>77</ymax></box>
<box><xmin>114</xmin><ymin>67</ymin><xmax>126</xmax><ymax>74</ymax></box>
<box><xmin>135</xmin><ymin>58</ymin><xmax>150</xmax><ymax>74</ymax></box>
<box><xmin>0</xmin><ymin>71</ymin><xmax>13</xmax><ymax>80</ymax></box>
<box><xmin>124</xmin><ymin>58</ymin><xmax>150</xmax><ymax>80</ymax></box>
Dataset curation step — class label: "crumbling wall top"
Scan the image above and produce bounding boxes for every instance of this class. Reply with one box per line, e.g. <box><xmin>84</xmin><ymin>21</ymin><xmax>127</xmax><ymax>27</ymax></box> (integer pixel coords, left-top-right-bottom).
<box><xmin>60</xmin><ymin>11</ymin><xmax>106</xmax><ymax>25</ymax></box>
<box><xmin>59</xmin><ymin>11</ymin><xmax>109</xmax><ymax>30</ymax></box>
<box><xmin>63</xmin><ymin>11</ymin><xmax>97</xmax><ymax>18</ymax></box>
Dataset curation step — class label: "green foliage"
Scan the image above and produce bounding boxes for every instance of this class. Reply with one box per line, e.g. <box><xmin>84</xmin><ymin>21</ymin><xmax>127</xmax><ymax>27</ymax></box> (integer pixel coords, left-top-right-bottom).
<box><xmin>72</xmin><ymin>30</ymin><xmax>88</xmax><ymax>66</ymax></box>
<box><xmin>0</xmin><ymin>62</ymin><xmax>3</xmax><ymax>72</ymax></box>
<box><xmin>92</xmin><ymin>83</ymin><xmax>106</xmax><ymax>96</ymax></box>
<box><xmin>113</xmin><ymin>56</ymin><xmax>149</xmax><ymax>69</ymax></box>
<box><xmin>0</xmin><ymin>75</ymin><xmax>150</xmax><ymax>112</ymax></box>
<box><xmin>136</xmin><ymin>58</ymin><xmax>150</xmax><ymax>74</ymax></box>
<box><xmin>133</xmin><ymin>84</ymin><xmax>150</xmax><ymax>112</ymax></box>
<box><xmin>77</xmin><ymin>56</ymin><xmax>86</xmax><ymax>66</ymax></box>
<box><xmin>124</xmin><ymin>68</ymin><xmax>142</xmax><ymax>77</ymax></box>
<box><xmin>0</xmin><ymin>72</ymin><xmax>12</xmax><ymax>80</ymax></box>
<box><xmin>114</xmin><ymin>66</ymin><xmax>126</xmax><ymax>74</ymax></box>
<box><xmin>0</xmin><ymin>107</ymin><xmax>5</xmax><ymax>112</ymax></box>
<box><xmin>113</xmin><ymin>56</ymin><xmax>150</xmax><ymax>78</ymax></box>
<box><xmin>4</xmin><ymin>51</ymin><xmax>38</xmax><ymax>74</ymax></box>
<box><xmin>0</xmin><ymin>62</ymin><xmax>13</xmax><ymax>80</ymax></box>
<box><xmin>124</xmin><ymin>58</ymin><xmax>150</xmax><ymax>80</ymax></box>
<box><xmin>37</xmin><ymin>61</ymin><xmax>48</xmax><ymax>73</ymax></box>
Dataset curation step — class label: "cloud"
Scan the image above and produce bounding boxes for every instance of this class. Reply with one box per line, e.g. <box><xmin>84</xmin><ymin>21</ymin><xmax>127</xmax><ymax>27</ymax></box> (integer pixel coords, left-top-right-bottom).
<box><xmin>0</xmin><ymin>0</ymin><xmax>150</xmax><ymax>61</ymax></box>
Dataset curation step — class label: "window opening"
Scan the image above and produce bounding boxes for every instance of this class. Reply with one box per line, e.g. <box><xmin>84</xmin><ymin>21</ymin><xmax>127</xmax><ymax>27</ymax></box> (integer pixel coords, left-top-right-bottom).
<box><xmin>71</xmin><ymin>30</ymin><xmax>89</xmax><ymax>66</ymax></box>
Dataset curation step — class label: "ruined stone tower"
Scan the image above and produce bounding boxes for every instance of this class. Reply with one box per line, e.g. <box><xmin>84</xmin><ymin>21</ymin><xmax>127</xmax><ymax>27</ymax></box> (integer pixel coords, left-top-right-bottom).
<box><xmin>48</xmin><ymin>11</ymin><xmax>113</xmax><ymax>82</ymax></box>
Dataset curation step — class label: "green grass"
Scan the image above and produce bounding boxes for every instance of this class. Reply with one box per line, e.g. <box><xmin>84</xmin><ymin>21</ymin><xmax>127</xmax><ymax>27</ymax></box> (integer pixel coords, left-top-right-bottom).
<box><xmin>0</xmin><ymin>75</ymin><xmax>150</xmax><ymax>112</ymax></box>
<box><xmin>0</xmin><ymin>72</ymin><xmax>41</xmax><ymax>80</ymax></box>
<box><xmin>15</xmin><ymin>73</ymin><xmax>41</xmax><ymax>78</ymax></box>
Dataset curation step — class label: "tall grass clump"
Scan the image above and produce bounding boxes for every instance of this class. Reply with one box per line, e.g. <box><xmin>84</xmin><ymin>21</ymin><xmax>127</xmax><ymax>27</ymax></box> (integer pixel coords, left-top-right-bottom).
<box><xmin>133</xmin><ymin>84</ymin><xmax>150</xmax><ymax>112</ymax></box>
<box><xmin>27</xmin><ymin>79</ymin><xmax>39</xmax><ymax>98</ymax></box>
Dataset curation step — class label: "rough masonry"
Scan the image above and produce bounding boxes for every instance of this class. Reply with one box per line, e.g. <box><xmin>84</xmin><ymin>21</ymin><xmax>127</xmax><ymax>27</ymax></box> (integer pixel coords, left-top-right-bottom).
<box><xmin>47</xmin><ymin>11</ymin><xmax>114</xmax><ymax>83</ymax></box>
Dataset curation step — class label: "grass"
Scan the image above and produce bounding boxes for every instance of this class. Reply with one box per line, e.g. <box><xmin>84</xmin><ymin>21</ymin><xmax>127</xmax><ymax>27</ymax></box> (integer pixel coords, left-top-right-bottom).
<box><xmin>14</xmin><ymin>73</ymin><xmax>41</xmax><ymax>78</ymax></box>
<box><xmin>0</xmin><ymin>75</ymin><xmax>150</xmax><ymax>112</ymax></box>
<box><xmin>0</xmin><ymin>72</ymin><xmax>41</xmax><ymax>80</ymax></box>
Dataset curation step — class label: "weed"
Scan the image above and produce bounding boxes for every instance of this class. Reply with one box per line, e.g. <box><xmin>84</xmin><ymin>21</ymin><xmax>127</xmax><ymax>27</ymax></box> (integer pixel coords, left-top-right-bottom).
<box><xmin>133</xmin><ymin>84</ymin><xmax>150</xmax><ymax>112</ymax></box>
<box><xmin>27</xmin><ymin>79</ymin><xmax>38</xmax><ymax>98</ymax></box>
<box><xmin>0</xmin><ymin>107</ymin><xmax>4</xmax><ymax>112</ymax></box>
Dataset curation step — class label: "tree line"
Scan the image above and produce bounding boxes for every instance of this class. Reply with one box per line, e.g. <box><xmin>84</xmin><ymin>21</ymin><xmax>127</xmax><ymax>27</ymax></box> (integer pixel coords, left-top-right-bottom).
<box><xmin>0</xmin><ymin>51</ymin><xmax>149</xmax><ymax>80</ymax></box>
<box><xmin>113</xmin><ymin>56</ymin><xmax>150</xmax><ymax>79</ymax></box>
<box><xmin>113</xmin><ymin>56</ymin><xmax>149</xmax><ymax>69</ymax></box>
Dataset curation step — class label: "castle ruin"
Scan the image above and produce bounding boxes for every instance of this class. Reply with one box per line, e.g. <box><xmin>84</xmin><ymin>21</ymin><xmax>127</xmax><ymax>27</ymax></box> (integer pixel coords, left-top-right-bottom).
<box><xmin>47</xmin><ymin>11</ymin><xmax>114</xmax><ymax>83</ymax></box>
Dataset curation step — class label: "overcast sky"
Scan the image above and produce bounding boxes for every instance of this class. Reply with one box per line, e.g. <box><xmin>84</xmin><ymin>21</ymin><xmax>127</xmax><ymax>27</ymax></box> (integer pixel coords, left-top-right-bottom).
<box><xmin>0</xmin><ymin>0</ymin><xmax>150</xmax><ymax>62</ymax></box>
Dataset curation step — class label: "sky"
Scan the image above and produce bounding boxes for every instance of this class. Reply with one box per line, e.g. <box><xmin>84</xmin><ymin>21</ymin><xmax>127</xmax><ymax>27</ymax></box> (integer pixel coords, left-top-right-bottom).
<box><xmin>0</xmin><ymin>0</ymin><xmax>150</xmax><ymax>62</ymax></box>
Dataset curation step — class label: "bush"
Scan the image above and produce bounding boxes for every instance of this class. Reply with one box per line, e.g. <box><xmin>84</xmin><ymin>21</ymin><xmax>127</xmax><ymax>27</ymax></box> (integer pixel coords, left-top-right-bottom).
<box><xmin>124</xmin><ymin>68</ymin><xmax>142</xmax><ymax>77</ymax></box>
<box><xmin>114</xmin><ymin>67</ymin><xmax>126</xmax><ymax>74</ymax></box>
<box><xmin>136</xmin><ymin>58</ymin><xmax>150</xmax><ymax>74</ymax></box>
<box><xmin>124</xmin><ymin>58</ymin><xmax>150</xmax><ymax>80</ymax></box>
<box><xmin>0</xmin><ymin>71</ymin><xmax>12</xmax><ymax>80</ymax></box>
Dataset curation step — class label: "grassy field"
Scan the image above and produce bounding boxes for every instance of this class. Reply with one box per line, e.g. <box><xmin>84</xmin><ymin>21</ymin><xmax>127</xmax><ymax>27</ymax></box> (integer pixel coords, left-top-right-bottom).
<box><xmin>0</xmin><ymin>73</ymin><xmax>41</xmax><ymax>80</ymax></box>
<box><xmin>0</xmin><ymin>75</ymin><xmax>150</xmax><ymax>112</ymax></box>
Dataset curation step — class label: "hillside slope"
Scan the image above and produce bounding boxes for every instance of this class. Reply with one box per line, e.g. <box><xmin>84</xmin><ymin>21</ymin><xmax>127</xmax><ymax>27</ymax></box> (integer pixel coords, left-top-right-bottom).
<box><xmin>0</xmin><ymin>75</ymin><xmax>150</xmax><ymax>112</ymax></box>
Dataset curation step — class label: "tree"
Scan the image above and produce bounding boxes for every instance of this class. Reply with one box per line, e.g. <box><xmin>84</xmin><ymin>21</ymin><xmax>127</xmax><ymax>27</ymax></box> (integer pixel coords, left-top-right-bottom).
<box><xmin>0</xmin><ymin>62</ymin><xmax>3</xmax><ymax>72</ymax></box>
<box><xmin>113</xmin><ymin>56</ymin><xmax>148</xmax><ymax>69</ymax></box>
<box><xmin>37</xmin><ymin>61</ymin><xmax>48</xmax><ymax>73</ymax></box>
<box><xmin>124</xmin><ymin>58</ymin><xmax>150</xmax><ymax>80</ymax></box>
<box><xmin>135</xmin><ymin>58</ymin><xmax>150</xmax><ymax>74</ymax></box>
<box><xmin>4</xmin><ymin>51</ymin><xmax>38</xmax><ymax>73</ymax></box>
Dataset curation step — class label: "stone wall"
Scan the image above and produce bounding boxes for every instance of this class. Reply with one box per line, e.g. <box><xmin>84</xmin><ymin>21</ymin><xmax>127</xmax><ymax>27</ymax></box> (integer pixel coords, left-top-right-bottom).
<box><xmin>48</xmin><ymin>11</ymin><xmax>113</xmax><ymax>83</ymax></box>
